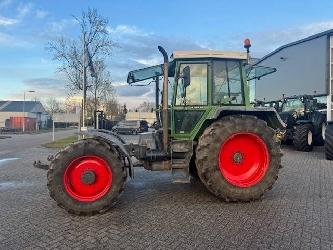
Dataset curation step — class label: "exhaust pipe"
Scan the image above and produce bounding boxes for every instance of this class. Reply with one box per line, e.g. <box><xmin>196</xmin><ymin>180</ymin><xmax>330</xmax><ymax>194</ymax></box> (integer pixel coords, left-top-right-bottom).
<box><xmin>158</xmin><ymin>46</ymin><xmax>169</xmax><ymax>151</ymax></box>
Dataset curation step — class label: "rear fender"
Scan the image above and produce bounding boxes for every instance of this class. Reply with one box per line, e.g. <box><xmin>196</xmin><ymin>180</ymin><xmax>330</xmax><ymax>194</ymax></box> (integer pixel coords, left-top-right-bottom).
<box><xmin>214</xmin><ymin>107</ymin><xmax>286</xmax><ymax>130</ymax></box>
<box><xmin>84</xmin><ymin>129</ymin><xmax>133</xmax><ymax>178</ymax></box>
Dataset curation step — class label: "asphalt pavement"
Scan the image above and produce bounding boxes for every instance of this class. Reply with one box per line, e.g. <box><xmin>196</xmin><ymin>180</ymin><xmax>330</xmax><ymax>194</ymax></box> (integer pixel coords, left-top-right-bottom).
<box><xmin>0</xmin><ymin>133</ymin><xmax>333</xmax><ymax>249</ymax></box>
<box><xmin>0</xmin><ymin>129</ymin><xmax>77</xmax><ymax>158</ymax></box>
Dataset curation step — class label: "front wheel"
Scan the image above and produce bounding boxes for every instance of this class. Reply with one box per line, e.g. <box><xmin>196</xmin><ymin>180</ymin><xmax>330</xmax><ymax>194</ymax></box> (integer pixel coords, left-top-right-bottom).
<box><xmin>195</xmin><ymin>115</ymin><xmax>281</xmax><ymax>201</ymax></box>
<box><xmin>293</xmin><ymin>124</ymin><xmax>313</xmax><ymax>152</ymax></box>
<box><xmin>47</xmin><ymin>138</ymin><xmax>126</xmax><ymax>215</ymax></box>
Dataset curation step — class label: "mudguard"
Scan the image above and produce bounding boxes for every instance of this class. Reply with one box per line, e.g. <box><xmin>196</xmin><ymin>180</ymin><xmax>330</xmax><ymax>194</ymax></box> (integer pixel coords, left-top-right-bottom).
<box><xmin>295</xmin><ymin>120</ymin><xmax>312</xmax><ymax>125</ymax></box>
<box><xmin>213</xmin><ymin>106</ymin><xmax>286</xmax><ymax>130</ymax></box>
<box><xmin>83</xmin><ymin>129</ymin><xmax>134</xmax><ymax>178</ymax></box>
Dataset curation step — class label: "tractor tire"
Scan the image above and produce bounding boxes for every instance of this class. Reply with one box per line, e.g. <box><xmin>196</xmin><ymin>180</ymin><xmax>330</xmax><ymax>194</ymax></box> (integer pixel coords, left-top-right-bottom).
<box><xmin>293</xmin><ymin>123</ymin><xmax>313</xmax><ymax>152</ymax></box>
<box><xmin>325</xmin><ymin>122</ymin><xmax>333</xmax><ymax>160</ymax></box>
<box><xmin>312</xmin><ymin>111</ymin><xmax>326</xmax><ymax>146</ymax></box>
<box><xmin>195</xmin><ymin>115</ymin><xmax>281</xmax><ymax>202</ymax></box>
<box><xmin>47</xmin><ymin>138</ymin><xmax>126</xmax><ymax>215</ymax></box>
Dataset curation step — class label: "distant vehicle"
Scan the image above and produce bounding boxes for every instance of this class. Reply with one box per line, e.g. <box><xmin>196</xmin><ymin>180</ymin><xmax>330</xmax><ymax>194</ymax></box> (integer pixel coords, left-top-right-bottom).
<box><xmin>253</xmin><ymin>99</ymin><xmax>282</xmax><ymax>113</ymax></box>
<box><xmin>279</xmin><ymin>95</ymin><xmax>327</xmax><ymax>151</ymax></box>
<box><xmin>112</xmin><ymin>120</ymin><xmax>148</xmax><ymax>134</ymax></box>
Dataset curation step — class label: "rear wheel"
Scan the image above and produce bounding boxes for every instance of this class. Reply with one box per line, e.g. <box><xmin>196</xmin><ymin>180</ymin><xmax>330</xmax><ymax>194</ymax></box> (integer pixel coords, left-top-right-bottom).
<box><xmin>47</xmin><ymin>138</ymin><xmax>126</xmax><ymax>215</ymax></box>
<box><xmin>293</xmin><ymin>124</ymin><xmax>313</xmax><ymax>152</ymax></box>
<box><xmin>312</xmin><ymin>111</ymin><xmax>326</xmax><ymax>146</ymax></box>
<box><xmin>195</xmin><ymin>115</ymin><xmax>281</xmax><ymax>201</ymax></box>
<box><xmin>325</xmin><ymin>122</ymin><xmax>333</xmax><ymax>160</ymax></box>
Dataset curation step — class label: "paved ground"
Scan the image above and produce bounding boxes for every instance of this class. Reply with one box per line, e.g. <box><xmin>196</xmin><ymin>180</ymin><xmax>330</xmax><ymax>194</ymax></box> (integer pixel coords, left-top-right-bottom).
<box><xmin>0</xmin><ymin>129</ymin><xmax>77</xmax><ymax>158</ymax></box>
<box><xmin>0</xmin><ymin>133</ymin><xmax>333</xmax><ymax>249</ymax></box>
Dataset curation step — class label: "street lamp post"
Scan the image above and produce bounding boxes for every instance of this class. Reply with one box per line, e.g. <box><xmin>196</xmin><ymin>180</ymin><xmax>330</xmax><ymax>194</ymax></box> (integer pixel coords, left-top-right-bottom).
<box><xmin>22</xmin><ymin>90</ymin><xmax>35</xmax><ymax>133</ymax></box>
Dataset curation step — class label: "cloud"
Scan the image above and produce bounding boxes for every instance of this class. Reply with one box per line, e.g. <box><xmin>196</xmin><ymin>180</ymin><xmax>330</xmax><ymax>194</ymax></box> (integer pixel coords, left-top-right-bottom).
<box><xmin>108</xmin><ymin>24</ymin><xmax>207</xmax><ymax>101</ymax></box>
<box><xmin>108</xmin><ymin>21</ymin><xmax>333</xmax><ymax>105</ymax></box>
<box><xmin>107</xmin><ymin>24</ymin><xmax>211</xmax><ymax>103</ymax></box>
<box><xmin>22</xmin><ymin>77</ymin><xmax>67</xmax><ymax>99</ymax></box>
<box><xmin>47</xmin><ymin>18</ymin><xmax>77</xmax><ymax>33</ymax></box>
<box><xmin>0</xmin><ymin>15</ymin><xmax>18</xmax><ymax>25</ymax></box>
<box><xmin>17</xmin><ymin>2</ymin><xmax>32</xmax><ymax>19</ymax></box>
<box><xmin>35</xmin><ymin>10</ymin><xmax>48</xmax><ymax>19</ymax></box>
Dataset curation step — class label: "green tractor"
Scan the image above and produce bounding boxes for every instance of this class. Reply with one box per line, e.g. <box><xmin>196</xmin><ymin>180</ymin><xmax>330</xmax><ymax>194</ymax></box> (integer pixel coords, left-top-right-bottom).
<box><xmin>278</xmin><ymin>95</ymin><xmax>327</xmax><ymax>151</ymax></box>
<box><xmin>47</xmin><ymin>40</ymin><xmax>285</xmax><ymax>215</ymax></box>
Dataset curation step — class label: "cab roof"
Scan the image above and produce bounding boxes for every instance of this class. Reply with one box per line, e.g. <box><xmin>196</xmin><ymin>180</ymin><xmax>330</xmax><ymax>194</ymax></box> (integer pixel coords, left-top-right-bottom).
<box><xmin>171</xmin><ymin>50</ymin><xmax>247</xmax><ymax>60</ymax></box>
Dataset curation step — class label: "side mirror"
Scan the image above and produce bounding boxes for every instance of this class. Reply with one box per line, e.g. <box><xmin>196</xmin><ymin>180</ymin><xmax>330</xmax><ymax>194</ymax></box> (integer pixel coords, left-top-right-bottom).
<box><xmin>182</xmin><ymin>66</ymin><xmax>191</xmax><ymax>88</ymax></box>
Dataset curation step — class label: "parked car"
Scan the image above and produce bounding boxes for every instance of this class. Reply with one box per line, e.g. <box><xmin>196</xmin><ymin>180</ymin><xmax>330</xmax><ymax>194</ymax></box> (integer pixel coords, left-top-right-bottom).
<box><xmin>112</xmin><ymin>120</ymin><xmax>148</xmax><ymax>134</ymax></box>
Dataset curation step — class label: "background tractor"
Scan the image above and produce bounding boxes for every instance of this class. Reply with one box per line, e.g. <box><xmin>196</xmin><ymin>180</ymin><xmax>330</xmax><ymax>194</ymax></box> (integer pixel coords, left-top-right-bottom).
<box><xmin>278</xmin><ymin>95</ymin><xmax>327</xmax><ymax>151</ymax></box>
<box><xmin>253</xmin><ymin>99</ymin><xmax>282</xmax><ymax>112</ymax></box>
<box><xmin>47</xmin><ymin>41</ymin><xmax>285</xmax><ymax>215</ymax></box>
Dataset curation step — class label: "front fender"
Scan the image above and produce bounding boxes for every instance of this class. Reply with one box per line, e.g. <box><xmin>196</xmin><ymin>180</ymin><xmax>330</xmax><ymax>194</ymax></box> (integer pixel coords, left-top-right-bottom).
<box><xmin>83</xmin><ymin>129</ymin><xmax>133</xmax><ymax>178</ymax></box>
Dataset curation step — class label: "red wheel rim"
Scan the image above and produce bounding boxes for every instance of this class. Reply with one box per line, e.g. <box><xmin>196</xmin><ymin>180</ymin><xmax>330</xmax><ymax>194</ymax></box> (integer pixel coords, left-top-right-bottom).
<box><xmin>63</xmin><ymin>155</ymin><xmax>112</xmax><ymax>202</ymax></box>
<box><xmin>218</xmin><ymin>132</ymin><xmax>269</xmax><ymax>187</ymax></box>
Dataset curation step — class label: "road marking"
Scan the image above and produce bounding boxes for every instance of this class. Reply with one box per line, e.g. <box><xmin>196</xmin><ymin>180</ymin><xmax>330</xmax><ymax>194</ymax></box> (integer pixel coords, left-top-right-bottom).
<box><xmin>0</xmin><ymin>181</ymin><xmax>34</xmax><ymax>190</ymax></box>
<box><xmin>0</xmin><ymin>158</ymin><xmax>20</xmax><ymax>166</ymax></box>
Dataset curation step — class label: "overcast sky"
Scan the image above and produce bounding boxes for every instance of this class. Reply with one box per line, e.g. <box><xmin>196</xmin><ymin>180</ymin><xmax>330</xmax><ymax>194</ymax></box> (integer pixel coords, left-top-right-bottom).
<box><xmin>1</xmin><ymin>0</ymin><xmax>333</xmax><ymax>107</ymax></box>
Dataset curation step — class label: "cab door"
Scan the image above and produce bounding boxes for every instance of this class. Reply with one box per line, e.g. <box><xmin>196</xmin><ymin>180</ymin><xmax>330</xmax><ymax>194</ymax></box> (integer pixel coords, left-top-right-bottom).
<box><xmin>172</xmin><ymin>61</ymin><xmax>211</xmax><ymax>140</ymax></box>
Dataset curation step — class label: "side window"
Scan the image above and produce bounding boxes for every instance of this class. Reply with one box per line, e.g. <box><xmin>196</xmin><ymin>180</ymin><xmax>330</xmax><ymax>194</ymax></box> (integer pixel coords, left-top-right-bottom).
<box><xmin>213</xmin><ymin>60</ymin><xmax>244</xmax><ymax>105</ymax></box>
<box><xmin>175</xmin><ymin>63</ymin><xmax>208</xmax><ymax>106</ymax></box>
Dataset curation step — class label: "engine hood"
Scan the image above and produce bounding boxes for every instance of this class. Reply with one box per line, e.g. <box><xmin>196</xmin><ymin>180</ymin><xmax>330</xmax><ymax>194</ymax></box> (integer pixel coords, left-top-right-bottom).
<box><xmin>279</xmin><ymin>112</ymin><xmax>296</xmax><ymax>127</ymax></box>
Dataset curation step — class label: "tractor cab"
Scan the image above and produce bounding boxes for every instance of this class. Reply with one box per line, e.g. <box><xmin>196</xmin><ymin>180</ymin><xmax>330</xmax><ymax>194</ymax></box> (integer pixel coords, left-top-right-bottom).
<box><xmin>127</xmin><ymin>50</ymin><xmax>277</xmax><ymax>140</ymax></box>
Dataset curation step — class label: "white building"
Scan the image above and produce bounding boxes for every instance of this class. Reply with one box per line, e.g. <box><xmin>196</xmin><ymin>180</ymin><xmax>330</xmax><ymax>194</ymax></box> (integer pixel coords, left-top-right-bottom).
<box><xmin>126</xmin><ymin>112</ymin><xmax>156</xmax><ymax>124</ymax></box>
<box><xmin>255</xmin><ymin>29</ymin><xmax>333</xmax><ymax>121</ymax></box>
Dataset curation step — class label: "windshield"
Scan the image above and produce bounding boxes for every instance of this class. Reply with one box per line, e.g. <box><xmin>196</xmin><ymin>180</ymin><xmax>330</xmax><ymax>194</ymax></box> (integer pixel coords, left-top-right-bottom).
<box><xmin>175</xmin><ymin>63</ymin><xmax>208</xmax><ymax>106</ymax></box>
<box><xmin>127</xmin><ymin>65</ymin><xmax>163</xmax><ymax>84</ymax></box>
<box><xmin>127</xmin><ymin>61</ymin><xmax>176</xmax><ymax>84</ymax></box>
<box><xmin>282</xmin><ymin>98</ymin><xmax>304</xmax><ymax>112</ymax></box>
<box><xmin>314</xmin><ymin>96</ymin><xmax>327</xmax><ymax>110</ymax></box>
<box><xmin>246</xmin><ymin>65</ymin><xmax>276</xmax><ymax>81</ymax></box>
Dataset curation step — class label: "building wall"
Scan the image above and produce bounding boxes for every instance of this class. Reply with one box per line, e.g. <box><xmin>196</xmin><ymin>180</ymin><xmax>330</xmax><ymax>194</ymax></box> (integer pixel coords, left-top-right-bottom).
<box><xmin>328</xmin><ymin>36</ymin><xmax>333</xmax><ymax>121</ymax></box>
<box><xmin>126</xmin><ymin>112</ymin><xmax>156</xmax><ymax>124</ymax></box>
<box><xmin>0</xmin><ymin>112</ymin><xmax>28</xmax><ymax>127</ymax></box>
<box><xmin>256</xmin><ymin>35</ymin><xmax>328</xmax><ymax>101</ymax></box>
<box><xmin>0</xmin><ymin>111</ymin><xmax>48</xmax><ymax>128</ymax></box>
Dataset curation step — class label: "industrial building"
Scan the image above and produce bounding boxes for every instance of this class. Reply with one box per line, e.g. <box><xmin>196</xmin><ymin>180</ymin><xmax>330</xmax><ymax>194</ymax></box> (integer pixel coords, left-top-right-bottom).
<box><xmin>0</xmin><ymin>101</ymin><xmax>48</xmax><ymax>130</ymax></box>
<box><xmin>255</xmin><ymin>29</ymin><xmax>333</xmax><ymax>121</ymax></box>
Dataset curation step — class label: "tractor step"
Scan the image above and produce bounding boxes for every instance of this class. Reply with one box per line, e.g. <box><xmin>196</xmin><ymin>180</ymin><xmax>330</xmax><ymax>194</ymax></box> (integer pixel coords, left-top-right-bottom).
<box><xmin>171</xmin><ymin>159</ymin><xmax>190</xmax><ymax>183</ymax></box>
<box><xmin>170</xmin><ymin>140</ymin><xmax>193</xmax><ymax>183</ymax></box>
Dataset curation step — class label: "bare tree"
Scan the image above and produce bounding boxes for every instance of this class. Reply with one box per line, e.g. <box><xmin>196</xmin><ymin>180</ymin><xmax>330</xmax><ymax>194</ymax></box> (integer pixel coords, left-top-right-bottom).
<box><xmin>136</xmin><ymin>101</ymin><xmax>155</xmax><ymax>112</ymax></box>
<box><xmin>44</xmin><ymin>97</ymin><xmax>63</xmax><ymax>117</ymax></box>
<box><xmin>47</xmin><ymin>8</ymin><xmax>115</xmax><ymax>95</ymax></box>
<box><xmin>88</xmin><ymin>60</ymin><xmax>115</xmax><ymax>112</ymax></box>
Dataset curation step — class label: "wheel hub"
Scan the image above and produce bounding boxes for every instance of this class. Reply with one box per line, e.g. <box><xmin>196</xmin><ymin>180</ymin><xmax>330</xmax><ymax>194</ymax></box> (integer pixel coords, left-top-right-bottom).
<box><xmin>232</xmin><ymin>152</ymin><xmax>243</xmax><ymax>164</ymax></box>
<box><xmin>81</xmin><ymin>170</ymin><xmax>96</xmax><ymax>185</ymax></box>
<box><xmin>218</xmin><ymin>132</ymin><xmax>270</xmax><ymax>187</ymax></box>
<box><xmin>307</xmin><ymin>130</ymin><xmax>313</xmax><ymax>145</ymax></box>
<box><xmin>63</xmin><ymin>155</ymin><xmax>112</xmax><ymax>202</ymax></box>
